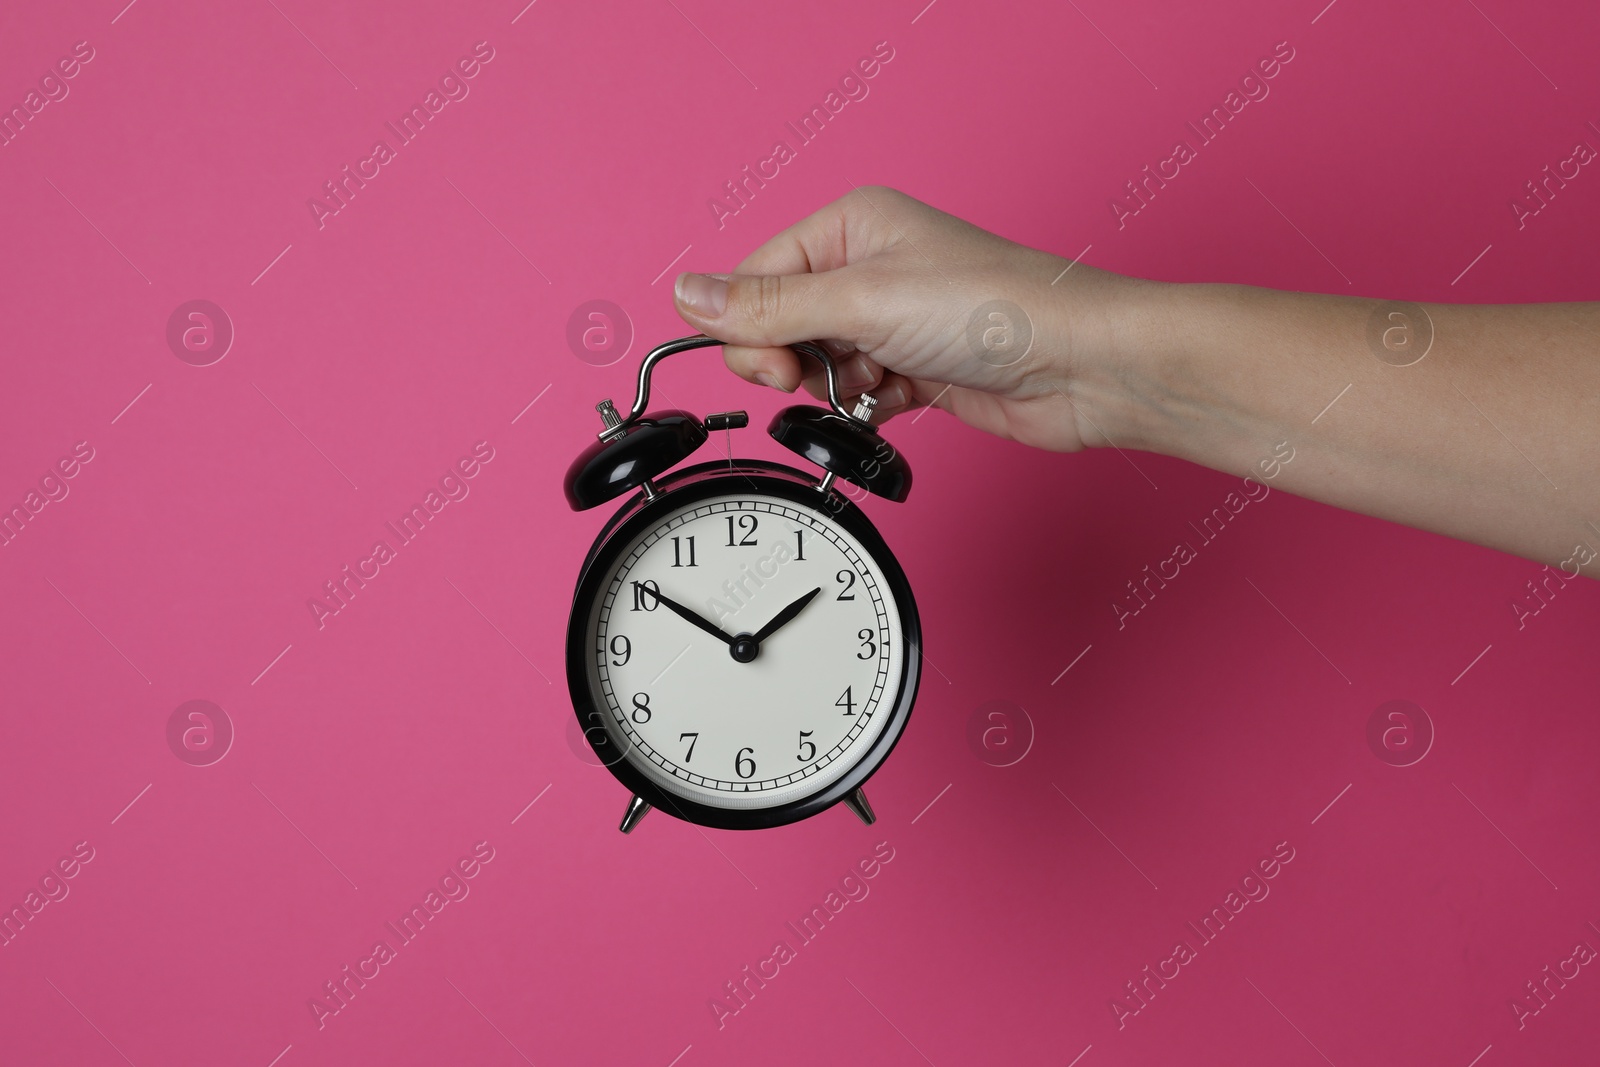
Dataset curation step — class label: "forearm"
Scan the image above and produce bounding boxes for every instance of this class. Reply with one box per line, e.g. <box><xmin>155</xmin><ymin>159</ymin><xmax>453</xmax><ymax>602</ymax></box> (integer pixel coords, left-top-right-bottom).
<box><xmin>1084</xmin><ymin>280</ymin><xmax>1600</xmax><ymax>573</ymax></box>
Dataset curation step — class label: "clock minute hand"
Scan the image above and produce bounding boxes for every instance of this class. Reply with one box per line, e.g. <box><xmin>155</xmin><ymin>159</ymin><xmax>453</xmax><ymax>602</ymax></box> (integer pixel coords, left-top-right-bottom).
<box><xmin>648</xmin><ymin>588</ymin><xmax>734</xmax><ymax>646</ymax></box>
<box><xmin>751</xmin><ymin>587</ymin><xmax>823</xmax><ymax>645</ymax></box>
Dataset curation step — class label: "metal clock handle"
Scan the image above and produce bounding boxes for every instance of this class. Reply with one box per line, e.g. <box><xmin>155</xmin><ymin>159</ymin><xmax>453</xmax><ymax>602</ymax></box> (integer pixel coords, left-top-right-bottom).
<box><xmin>596</xmin><ymin>334</ymin><xmax>866</xmax><ymax>441</ymax></box>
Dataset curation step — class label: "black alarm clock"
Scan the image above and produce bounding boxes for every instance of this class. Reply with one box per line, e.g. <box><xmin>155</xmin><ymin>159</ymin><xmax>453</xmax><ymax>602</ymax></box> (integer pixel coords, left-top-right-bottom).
<box><xmin>564</xmin><ymin>334</ymin><xmax>921</xmax><ymax>832</ymax></box>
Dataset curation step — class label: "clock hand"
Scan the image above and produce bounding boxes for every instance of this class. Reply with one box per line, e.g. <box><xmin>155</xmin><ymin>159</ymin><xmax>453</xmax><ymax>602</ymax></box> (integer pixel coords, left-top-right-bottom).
<box><xmin>750</xmin><ymin>587</ymin><xmax>823</xmax><ymax>645</ymax></box>
<box><xmin>647</xmin><ymin>588</ymin><xmax>734</xmax><ymax>646</ymax></box>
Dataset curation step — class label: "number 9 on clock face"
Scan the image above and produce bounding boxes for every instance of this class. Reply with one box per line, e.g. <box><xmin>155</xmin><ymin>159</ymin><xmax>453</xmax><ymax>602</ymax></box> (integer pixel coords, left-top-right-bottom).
<box><xmin>569</xmin><ymin>472</ymin><xmax>920</xmax><ymax>828</ymax></box>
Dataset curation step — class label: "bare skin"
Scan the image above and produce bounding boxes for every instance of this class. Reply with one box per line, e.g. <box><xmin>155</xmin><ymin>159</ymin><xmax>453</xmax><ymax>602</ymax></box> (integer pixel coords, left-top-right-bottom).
<box><xmin>672</xmin><ymin>186</ymin><xmax>1600</xmax><ymax>576</ymax></box>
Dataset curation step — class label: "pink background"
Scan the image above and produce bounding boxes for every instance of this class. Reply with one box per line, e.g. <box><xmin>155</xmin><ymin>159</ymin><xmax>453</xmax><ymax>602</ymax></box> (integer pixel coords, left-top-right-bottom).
<box><xmin>2</xmin><ymin>1</ymin><xmax>1598</xmax><ymax>1065</ymax></box>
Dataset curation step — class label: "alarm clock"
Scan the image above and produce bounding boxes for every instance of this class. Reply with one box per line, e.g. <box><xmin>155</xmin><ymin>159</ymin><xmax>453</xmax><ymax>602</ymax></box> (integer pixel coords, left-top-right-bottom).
<box><xmin>564</xmin><ymin>334</ymin><xmax>921</xmax><ymax>832</ymax></box>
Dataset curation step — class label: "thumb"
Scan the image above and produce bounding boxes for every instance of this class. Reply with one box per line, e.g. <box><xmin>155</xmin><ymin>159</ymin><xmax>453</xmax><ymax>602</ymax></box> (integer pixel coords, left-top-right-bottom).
<box><xmin>673</xmin><ymin>270</ymin><xmax>864</xmax><ymax>350</ymax></box>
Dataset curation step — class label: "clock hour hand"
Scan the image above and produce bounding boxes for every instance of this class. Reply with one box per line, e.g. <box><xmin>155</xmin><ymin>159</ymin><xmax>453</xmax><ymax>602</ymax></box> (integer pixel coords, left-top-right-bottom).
<box><xmin>751</xmin><ymin>587</ymin><xmax>823</xmax><ymax>645</ymax></box>
<box><xmin>647</xmin><ymin>588</ymin><xmax>734</xmax><ymax>646</ymax></box>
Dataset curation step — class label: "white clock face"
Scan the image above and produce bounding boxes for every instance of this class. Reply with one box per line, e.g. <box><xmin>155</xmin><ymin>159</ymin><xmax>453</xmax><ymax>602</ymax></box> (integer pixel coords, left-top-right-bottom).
<box><xmin>583</xmin><ymin>492</ymin><xmax>906</xmax><ymax>809</ymax></box>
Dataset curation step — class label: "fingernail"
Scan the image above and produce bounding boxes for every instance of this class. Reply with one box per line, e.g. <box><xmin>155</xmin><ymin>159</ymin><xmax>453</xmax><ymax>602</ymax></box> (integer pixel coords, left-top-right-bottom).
<box><xmin>755</xmin><ymin>372</ymin><xmax>780</xmax><ymax>389</ymax></box>
<box><xmin>675</xmin><ymin>273</ymin><xmax>728</xmax><ymax>317</ymax></box>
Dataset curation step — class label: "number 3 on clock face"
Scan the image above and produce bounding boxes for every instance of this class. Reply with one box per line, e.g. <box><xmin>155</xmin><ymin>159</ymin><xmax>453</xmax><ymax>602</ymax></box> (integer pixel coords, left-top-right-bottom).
<box><xmin>580</xmin><ymin>489</ymin><xmax>912</xmax><ymax>817</ymax></box>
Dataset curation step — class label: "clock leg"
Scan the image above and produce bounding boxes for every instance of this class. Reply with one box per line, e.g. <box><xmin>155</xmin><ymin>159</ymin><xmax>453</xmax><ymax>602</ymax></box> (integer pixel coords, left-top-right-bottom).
<box><xmin>843</xmin><ymin>788</ymin><xmax>876</xmax><ymax>826</ymax></box>
<box><xmin>619</xmin><ymin>795</ymin><xmax>652</xmax><ymax>834</ymax></box>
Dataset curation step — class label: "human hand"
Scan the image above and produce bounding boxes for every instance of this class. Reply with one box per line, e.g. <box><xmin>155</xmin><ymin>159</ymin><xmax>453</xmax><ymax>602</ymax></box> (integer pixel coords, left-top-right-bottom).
<box><xmin>672</xmin><ymin>186</ymin><xmax>1150</xmax><ymax>452</ymax></box>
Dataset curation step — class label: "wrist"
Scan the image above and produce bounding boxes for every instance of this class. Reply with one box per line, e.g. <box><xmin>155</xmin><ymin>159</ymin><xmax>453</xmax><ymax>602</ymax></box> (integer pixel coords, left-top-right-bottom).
<box><xmin>1040</xmin><ymin>268</ymin><xmax>1188</xmax><ymax>457</ymax></box>
<box><xmin>1081</xmin><ymin>278</ymin><xmax>1342</xmax><ymax>474</ymax></box>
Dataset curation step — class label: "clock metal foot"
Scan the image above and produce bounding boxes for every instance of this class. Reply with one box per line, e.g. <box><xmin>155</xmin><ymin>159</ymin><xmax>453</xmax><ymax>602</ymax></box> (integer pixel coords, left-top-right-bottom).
<box><xmin>619</xmin><ymin>795</ymin><xmax>652</xmax><ymax>834</ymax></box>
<box><xmin>843</xmin><ymin>788</ymin><xmax>876</xmax><ymax>826</ymax></box>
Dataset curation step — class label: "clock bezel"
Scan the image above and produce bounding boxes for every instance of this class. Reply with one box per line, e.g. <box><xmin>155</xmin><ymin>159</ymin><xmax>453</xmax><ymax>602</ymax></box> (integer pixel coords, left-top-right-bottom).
<box><xmin>566</xmin><ymin>459</ymin><xmax>922</xmax><ymax>830</ymax></box>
